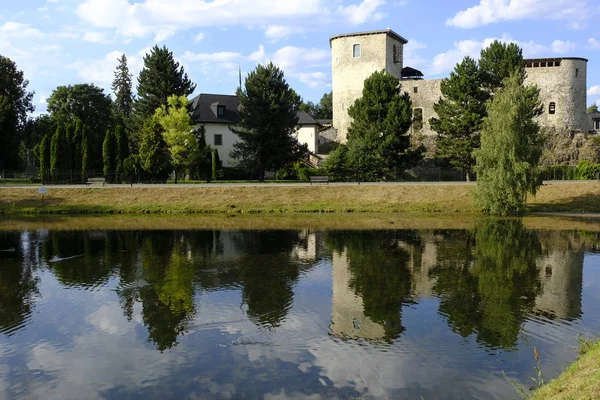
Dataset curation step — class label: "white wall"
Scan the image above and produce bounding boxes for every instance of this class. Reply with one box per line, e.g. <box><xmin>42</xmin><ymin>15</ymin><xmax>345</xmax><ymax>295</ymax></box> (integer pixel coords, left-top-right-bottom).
<box><xmin>296</xmin><ymin>125</ymin><xmax>319</xmax><ymax>153</ymax></box>
<box><xmin>198</xmin><ymin>122</ymin><xmax>320</xmax><ymax>167</ymax></box>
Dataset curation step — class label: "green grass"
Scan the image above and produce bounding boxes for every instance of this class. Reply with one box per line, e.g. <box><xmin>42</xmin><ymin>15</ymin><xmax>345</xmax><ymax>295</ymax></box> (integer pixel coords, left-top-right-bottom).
<box><xmin>532</xmin><ymin>340</ymin><xmax>600</xmax><ymax>400</ymax></box>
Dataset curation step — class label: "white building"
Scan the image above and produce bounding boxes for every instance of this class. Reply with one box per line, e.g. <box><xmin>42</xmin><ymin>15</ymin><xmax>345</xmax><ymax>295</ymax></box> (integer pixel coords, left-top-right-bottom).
<box><xmin>190</xmin><ymin>93</ymin><xmax>321</xmax><ymax>167</ymax></box>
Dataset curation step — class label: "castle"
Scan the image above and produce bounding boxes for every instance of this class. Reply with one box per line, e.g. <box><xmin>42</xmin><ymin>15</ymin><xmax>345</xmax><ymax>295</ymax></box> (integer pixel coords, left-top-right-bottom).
<box><xmin>330</xmin><ymin>29</ymin><xmax>591</xmax><ymax>145</ymax></box>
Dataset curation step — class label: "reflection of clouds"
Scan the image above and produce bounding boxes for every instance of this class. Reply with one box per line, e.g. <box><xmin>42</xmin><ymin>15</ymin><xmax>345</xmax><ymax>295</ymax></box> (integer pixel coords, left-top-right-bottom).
<box><xmin>265</xmin><ymin>391</ymin><xmax>322</xmax><ymax>399</ymax></box>
<box><xmin>0</xmin><ymin>364</ymin><xmax>8</xmax><ymax>399</ymax></box>
<box><xmin>87</xmin><ymin>303</ymin><xmax>132</xmax><ymax>335</ymax></box>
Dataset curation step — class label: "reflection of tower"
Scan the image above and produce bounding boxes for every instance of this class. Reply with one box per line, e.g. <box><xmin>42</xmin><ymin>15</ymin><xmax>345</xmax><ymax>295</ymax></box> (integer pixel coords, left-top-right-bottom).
<box><xmin>534</xmin><ymin>248</ymin><xmax>584</xmax><ymax>319</ymax></box>
<box><xmin>330</xmin><ymin>250</ymin><xmax>385</xmax><ymax>340</ymax></box>
<box><xmin>292</xmin><ymin>230</ymin><xmax>319</xmax><ymax>262</ymax></box>
<box><xmin>400</xmin><ymin>237</ymin><xmax>438</xmax><ymax>297</ymax></box>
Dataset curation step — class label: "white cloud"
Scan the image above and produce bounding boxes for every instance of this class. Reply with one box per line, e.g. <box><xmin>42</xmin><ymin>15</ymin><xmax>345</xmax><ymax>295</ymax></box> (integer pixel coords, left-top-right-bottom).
<box><xmin>589</xmin><ymin>38</ymin><xmax>600</xmax><ymax>49</ymax></box>
<box><xmin>551</xmin><ymin>40</ymin><xmax>576</xmax><ymax>53</ymax></box>
<box><xmin>82</xmin><ymin>31</ymin><xmax>112</xmax><ymax>44</ymax></box>
<box><xmin>264</xmin><ymin>25</ymin><xmax>299</xmax><ymax>42</ymax></box>
<box><xmin>447</xmin><ymin>0</ymin><xmax>590</xmax><ymax>29</ymax></box>
<box><xmin>194</xmin><ymin>32</ymin><xmax>205</xmax><ymax>42</ymax></box>
<box><xmin>588</xmin><ymin>86</ymin><xmax>600</xmax><ymax>96</ymax></box>
<box><xmin>69</xmin><ymin>49</ymin><xmax>144</xmax><ymax>87</ymax></box>
<box><xmin>76</xmin><ymin>0</ymin><xmax>385</xmax><ymax>39</ymax></box>
<box><xmin>0</xmin><ymin>22</ymin><xmax>46</xmax><ymax>39</ymax></box>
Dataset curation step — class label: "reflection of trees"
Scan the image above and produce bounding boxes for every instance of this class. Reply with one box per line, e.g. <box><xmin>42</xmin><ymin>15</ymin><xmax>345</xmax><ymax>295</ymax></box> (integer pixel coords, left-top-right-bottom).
<box><xmin>233</xmin><ymin>231</ymin><xmax>311</xmax><ymax>328</ymax></box>
<box><xmin>325</xmin><ymin>231</ymin><xmax>414</xmax><ymax>340</ymax></box>
<box><xmin>431</xmin><ymin>220</ymin><xmax>542</xmax><ymax>349</ymax></box>
<box><xmin>0</xmin><ymin>232</ymin><xmax>39</xmax><ymax>335</ymax></box>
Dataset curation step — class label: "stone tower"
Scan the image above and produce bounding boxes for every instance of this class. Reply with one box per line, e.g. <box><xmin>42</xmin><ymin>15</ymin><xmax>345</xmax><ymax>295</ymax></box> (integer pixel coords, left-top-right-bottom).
<box><xmin>330</xmin><ymin>29</ymin><xmax>408</xmax><ymax>143</ymax></box>
<box><xmin>524</xmin><ymin>58</ymin><xmax>589</xmax><ymax>132</ymax></box>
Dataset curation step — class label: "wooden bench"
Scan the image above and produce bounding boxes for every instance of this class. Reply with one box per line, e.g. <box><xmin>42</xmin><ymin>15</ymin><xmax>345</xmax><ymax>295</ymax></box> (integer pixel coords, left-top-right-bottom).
<box><xmin>86</xmin><ymin>177</ymin><xmax>106</xmax><ymax>186</ymax></box>
<box><xmin>310</xmin><ymin>176</ymin><xmax>329</xmax><ymax>185</ymax></box>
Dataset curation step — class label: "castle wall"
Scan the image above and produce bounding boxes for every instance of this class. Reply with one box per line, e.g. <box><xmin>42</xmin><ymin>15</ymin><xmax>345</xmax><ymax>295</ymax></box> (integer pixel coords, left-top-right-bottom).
<box><xmin>524</xmin><ymin>58</ymin><xmax>588</xmax><ymax>132</ymax></box>
<box><xmin>331</xmin><ymin>32</ymin><xmax>404</xmax><ymax>143</ymax></box>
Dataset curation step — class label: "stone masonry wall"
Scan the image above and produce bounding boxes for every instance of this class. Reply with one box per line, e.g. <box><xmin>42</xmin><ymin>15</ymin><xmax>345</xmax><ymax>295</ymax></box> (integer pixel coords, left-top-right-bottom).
<box><xmin>331</xmin><ymin>32</ymin><xmax>405</xmax><ymax>143</ymax></box>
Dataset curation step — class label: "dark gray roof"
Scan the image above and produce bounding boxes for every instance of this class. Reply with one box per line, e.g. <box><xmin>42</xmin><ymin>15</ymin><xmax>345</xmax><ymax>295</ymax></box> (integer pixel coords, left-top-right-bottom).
<box><xmin>298</xmin><ymin>111</ymin><xmax>320</xmax><ymax>125</ymax></box>
<box><xmin>330</xmin><ymin>29</ymin><xmax>408</xmax><ymax>46</ymax></box>
<box><xmin>190</xmin><ymin>93</ymin><xmax>241</xmax><ymax>124</ymax></box>
<box><xmin>317</xmin><ymin>119</ymin><xmax>332</xmax><ymax>125</ymax></box>
<box><xmin>190</xmin><ymin>93</ymin><xmax>320</xmax><ymax>126</ymax></box>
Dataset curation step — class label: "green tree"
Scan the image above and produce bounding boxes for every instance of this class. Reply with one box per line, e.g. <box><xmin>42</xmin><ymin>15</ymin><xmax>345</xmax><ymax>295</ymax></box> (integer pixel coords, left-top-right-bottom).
<box><xmin>479</xmin><ymin>40</ymin><xmax>525</xmax><ymax>91</ymax></box>
<box><xmin>153</xmin><ymin>95</ymin><xmax>198</xmax><ymax>183</ymax></box>
<box><xmin>430</xmin><ymin>57</ymin><xmax>489</xmax><ymax>181</ymax></box>
<box><xmin>193</xmin><ymin>127</ymin><xmax>212</xmax><ymax>181</ymax></box>
<box><xmin>475</xmin><ymin>74</ymin><xmax>544</xmax><ymax>216</ymax></box>
<box><xmin>38</xmin><ymin>134</ymin><xmax>51</xmax><ymax>183</ymax></box>
<box><xmin>112</xmin><ymin>54</ymin><xmax>134</xmax><ymax>130</ymax></box>
<box><xmin>588</xmin><ymin>104</ymin><xmax>599</xmax><ymax>113</ymax></box>
<box><xmin>115</xmin><ymin>125</ymin><xmax>129</xmax><ymax>182</ymax></box>
<box><xmin>46</xmin><ymin>84</ymin><xmax>112</xmax><ymax>142</ymax></box>
<box><xmin>81</xmin><ymin>123</ymin><xmax>92</xmax><ymax>181</ymax></box>
<box><xmin>299</xmin><ymin>100</ymin><xmax>319</xmax><ymax>118</ymax></box>
<box><xmin>346</xmin><ymin>70</ymin><xmax>419</xmax><ymax>180</ymax></box>
<box><xmin>71</xmin><ymin>120</ymin><xmax>84</xmax><ymax>175</ymax></box>
<box><xmin>323</xmin><ymin>145</ymin><xmax>349</xmax><ymax>181</ymax></box>
<box><xmin>230</xmin><ymin>63</ymin><xmax>307</xmax><ymax>181</ymax></box>
<box><xmin>134</xmin><ymin>46</ymin><xmax>196</xmax><ymax>130</ymax></box>
<box><xmin>138</xmin><ymin>118</ymin><xmax>172</xmax><ymax>182</ymax></box>
<box><xmin>316</xmin><ymin>91</ymin><xmax>333</xmax><ymax>119</ymax></box>
<box><xmin>0</xmin><ymin>55</ymin><xmax>35</xmax><ymax>170</ymax></box>
<box><xmin>211</xmin><ymin>148</ymin><xmax>221</xmax><ymax>181</ymax></box>
<box><xmin>102</xmin><ymin>129</ymin><xmax>117</xmax><ymax>183</ymax></box>
<box><xmin>50</xmin><ymin>126</ymin><xmax>66</xmax><ymax>182</ymax></box>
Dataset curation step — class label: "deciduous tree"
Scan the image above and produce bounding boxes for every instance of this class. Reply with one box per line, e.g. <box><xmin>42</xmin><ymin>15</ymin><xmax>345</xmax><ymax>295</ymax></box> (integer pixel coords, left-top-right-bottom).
<box><xmin>230</xmin><ymin>63</ymin><xmax>307</xmax><ymax>181</ymax></box>
<box><xmin>475</xmin><ymin>74</ymin><xmax>544</xmax><ymax>216</ymax></box>
<box><xmin>0</xmin><ymin>55</ymin><xmax>34</xmax><ymax>169</ymax></box>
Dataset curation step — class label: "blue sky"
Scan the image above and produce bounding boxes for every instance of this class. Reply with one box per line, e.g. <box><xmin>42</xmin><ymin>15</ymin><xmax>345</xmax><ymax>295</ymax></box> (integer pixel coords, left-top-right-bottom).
<box><xmin>1</xmin><ymin>0</ymin><xmax>600</xmax><ymax>116</ymax></box>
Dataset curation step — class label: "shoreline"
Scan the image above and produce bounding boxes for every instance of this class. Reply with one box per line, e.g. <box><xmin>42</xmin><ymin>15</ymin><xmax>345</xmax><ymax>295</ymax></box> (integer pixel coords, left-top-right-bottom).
<box><xmin>1</xmin><ymin>182</ymin><xmax>600</xmax><ymax>215</ymax></box>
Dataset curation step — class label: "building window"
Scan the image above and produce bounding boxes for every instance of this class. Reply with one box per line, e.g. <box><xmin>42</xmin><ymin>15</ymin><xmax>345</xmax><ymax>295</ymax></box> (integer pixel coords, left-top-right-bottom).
<box><xmin>214</xmin><ymin>134</ymin><xmax>223</xmax><ymax>146</ymax></box>
<box><xmin>595</xmin><ymin>120</ymin><xmax>600</xmax><ymax>130</ymax></box>
<box><xmin>576</xmin><ymin>68</ymin><xmax>579</xmax><ymax>78</ymax></box>
<box><xmin>549</xmin><ymin>102</ymin><xmax>556</xmax><ymax>114</ymax></box>
<box><xmin>393</xmin><ymin>44</ymin><xmax>401</xmax><ymax>64</ymax></box>
<box><xmin>353</xmin><ymin>44</ymin><xmax>361</xmax><ymax>58</ymax></box>
<box><xmin>413</xmin><ymin>87</ymin><xmax>418</xmax><ymax>94</ymax></box>
<box><xmin>413</xmin><ymin>108</ymin><xmax>423</xmax><ymax>131</ymax></box>
<box><xmin>217</xmin><ymin>105</ymin><xmax>225</xmax><ymax>116</ymax></box>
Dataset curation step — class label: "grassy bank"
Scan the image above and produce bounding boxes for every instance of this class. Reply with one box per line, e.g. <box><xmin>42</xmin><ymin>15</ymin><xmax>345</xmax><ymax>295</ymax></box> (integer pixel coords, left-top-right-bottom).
<box><xmin>532</xmin><ymin>340</ymin><xmax>600</xmax><ymax>400</ymax></box>
<box><xmin>0</xmin><ymin>182</ymin><xmax>600</xmax><ymax>215</ymax></box>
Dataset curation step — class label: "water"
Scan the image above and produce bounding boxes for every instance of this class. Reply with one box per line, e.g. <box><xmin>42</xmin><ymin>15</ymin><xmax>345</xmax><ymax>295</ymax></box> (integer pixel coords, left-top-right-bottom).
<box><xmin>1</xmin><ymin>219</ymin><xmax>600</xmax><ymax>399</ymax></box>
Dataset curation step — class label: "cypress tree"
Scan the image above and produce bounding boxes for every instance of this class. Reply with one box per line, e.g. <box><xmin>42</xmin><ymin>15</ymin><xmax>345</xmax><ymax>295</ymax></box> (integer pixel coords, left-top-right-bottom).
<box><xmin>64</xmin><ymin>123</ymin><xmax>75</xmax><ymax>172</ymax></box>
<box><xmin>81</xmin><ymin>124</ymin><xmax>91</xmax><ymax>181</ymax></box>
<box><xmin>39</xmin><ymin>134</ymin><xmax>50</xmax><ymax>184</ymax></box>
<box><xmin>211</xmin><ymin>148</ymin><xmax>221</xmax><ymax>181</ymax></box>
<box><xmin>133</xmin><ymin>46</ymin><xmax>196</xmax><ymax>130</ymax></box>
<box><xmin>475</xmin><ymin>74</ymin><xmax>544</xmax><ymax>216</ymax></box>
<box><xmin>102</xmin><ymin>129</ymin><xmax>117</xmax><ymax>183</ymax></box>
<box><xmin>72</xmin><ymin>120</ymin><xmax>83</xmax><ymax>176</ymax></box>
<box><xmin>50</xmin><ymin>125</ymin><xmax>65</xmax><ymax>183</ymax></box>
<box><xmin>430</xmin><ymin>57</ymin><xmax>489</xmax><ymax>181</ymax></box>
<box><xmin>115</xmin><ymin>125</ymin><xmax>129</xmax><ymax>182</ymax></box>
<box><xmin>138</xmin><ymin>119</ymin><xmax>172</xmax><ymax>182</ymax></box>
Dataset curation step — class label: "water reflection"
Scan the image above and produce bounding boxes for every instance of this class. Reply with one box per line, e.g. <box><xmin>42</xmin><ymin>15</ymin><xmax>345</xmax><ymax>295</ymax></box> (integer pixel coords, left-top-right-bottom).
<box><xmin>0</xmin><ymin>220</ymin><xmax>597</xmax><ymax>399</ymax></box>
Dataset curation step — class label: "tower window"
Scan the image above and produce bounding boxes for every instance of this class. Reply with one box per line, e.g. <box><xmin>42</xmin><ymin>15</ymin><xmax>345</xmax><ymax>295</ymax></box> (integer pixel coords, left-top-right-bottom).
<box><xmin>413</xmin><ymin>108</ymin><xmax>423</xmax><ymax>131</ymax></box>
<box><xmin>393</xmin><ymin>44</ymin><xmax>401</xmax><ymax>64</ymax></box>
<box><xmin>549</xmin><ymin>102</ymin><xmax>556</xmax><ymax>114</ymax></box>
<box><xmin>353</xmin><ymin>44</ymin><xmax>361</xmax><ymax>58</ymax></box>
<box><xmin>413</xmin><ymin>87</ymin><xmax>418</xmax><ymax>93</ymax></box>
<box><xmin>576</xmin><ymin>68</ymin><xmax>579</xmax><ymax>78</ymax></box>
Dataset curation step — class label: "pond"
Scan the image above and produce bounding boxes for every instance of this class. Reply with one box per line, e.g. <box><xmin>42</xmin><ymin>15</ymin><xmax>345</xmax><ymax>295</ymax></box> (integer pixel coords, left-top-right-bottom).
<box><xmin>1</xmin><ymin>218</ymin><xmax>600</xmax><ymax>399</ymax></box>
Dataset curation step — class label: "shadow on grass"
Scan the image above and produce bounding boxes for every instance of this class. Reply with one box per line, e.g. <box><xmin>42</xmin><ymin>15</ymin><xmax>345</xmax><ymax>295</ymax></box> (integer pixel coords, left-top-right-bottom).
<box><xmin>0</xmin><ymin>193</ymin><xmax>112</xmax><ymax>215</ymax></box>
<box><xmin>528</xmin><ymin>193</ymin><xmax>600</xmax><ymax>213</ymax></box>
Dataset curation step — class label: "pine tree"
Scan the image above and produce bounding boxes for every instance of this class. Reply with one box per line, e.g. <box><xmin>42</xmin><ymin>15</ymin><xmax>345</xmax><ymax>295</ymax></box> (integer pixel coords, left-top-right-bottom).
<box><xmin>211</xmin><ymin>148</ymin><xmax>221</xmax><ymax>181</ymax></box>
<box><xmin>112</xmin><ymin>54</ymin><xmax>134</xmax><ymax>130</ymax></box>
<box><xmin>479</xmin><ymin>40</ymin><xmax>525</xmax><ymax>91</ymax></box>
<box><xmin>38</xmin><ymin>134</ymin><xmax>50</xmax><ymax>184</ymax></box>
<box><xmin>346</xmin><ymin>70</ymin><xmax>420</xmax><ymax>180</ymax></box>
<box><xmin>475</xmin><ymin>74</ymin><xmax>544</xmax><ymax>216</ymax></box>
<box><xmin>50</xmin><ymin>125</ymin><xmax>65</xmax><ymax>183</ymax></box>
<box><xmin>430</xmin><ymin>57</ymin><xmax>489</xmax><ymax>181</ymax></box>
<box><xmin>115</xmin><ymin>125</ymin><xmax>129</xmax><ymax>182</ymax></box>
<box><xmin>102</xmin><ymin>129</ymin><xmax>117</xmax><ymax>183</ymax></box>
<box><xmin>230</xmin><ymin>63</ymin><xmax>307</xmax><ymax>181</ymax></box>
<box><xmin>133</xmin><ymin>46</ymin><xmax>196</xmax><ymax>130</ymax></box>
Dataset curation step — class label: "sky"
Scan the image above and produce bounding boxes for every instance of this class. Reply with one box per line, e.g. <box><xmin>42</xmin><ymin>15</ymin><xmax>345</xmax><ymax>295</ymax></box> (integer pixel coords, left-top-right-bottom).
<box><xmin>1</xmin><ymin>0</ymin><xmax>600</xmax><ymax>116</ymax></box>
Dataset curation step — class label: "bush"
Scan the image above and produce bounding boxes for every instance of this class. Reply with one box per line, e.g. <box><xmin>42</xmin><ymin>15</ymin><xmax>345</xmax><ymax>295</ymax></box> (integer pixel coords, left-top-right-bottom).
<box><xmin>275</xmin><ymin>164</ymin><xmax>297</xmax><ymax>180</ymax></box>
<box><xmin>575</xmin><ymin>160</ymin><xmax>600</xmax><ymax>180</ymax></box>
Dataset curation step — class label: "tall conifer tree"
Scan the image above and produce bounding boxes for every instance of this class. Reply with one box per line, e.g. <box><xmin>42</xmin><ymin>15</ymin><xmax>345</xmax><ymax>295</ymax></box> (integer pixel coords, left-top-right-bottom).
<box><xmin>102</xmin><ymin>129</ymin><xmax>117</xmax><ymax>183</ymax></box>
<box><xmin>112</xmin><ymin>54</ymin><xmax>134</xmax><ymax>130</ymax></box>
